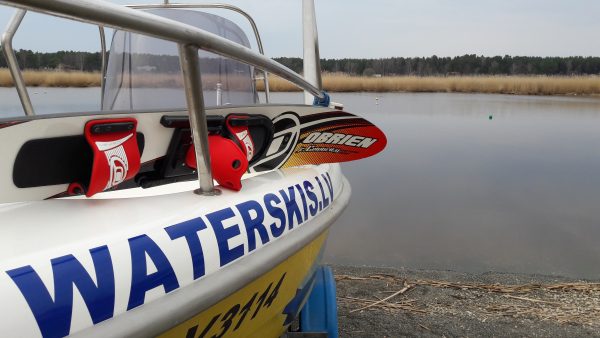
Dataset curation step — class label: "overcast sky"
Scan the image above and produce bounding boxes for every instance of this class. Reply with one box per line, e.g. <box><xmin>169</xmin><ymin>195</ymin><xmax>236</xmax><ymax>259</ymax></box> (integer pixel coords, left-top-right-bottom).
<box><xmin>1</xmin><ymin>0</ymin><xmax>599</xmax><ymax>58</ymax></box>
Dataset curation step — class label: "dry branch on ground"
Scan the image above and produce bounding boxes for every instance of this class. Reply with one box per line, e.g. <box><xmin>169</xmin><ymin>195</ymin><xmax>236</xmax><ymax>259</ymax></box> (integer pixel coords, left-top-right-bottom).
<box><xmin>335</xmin><ymin>273</ymin><xmax>600</xmax><ymax>327</ymax></box>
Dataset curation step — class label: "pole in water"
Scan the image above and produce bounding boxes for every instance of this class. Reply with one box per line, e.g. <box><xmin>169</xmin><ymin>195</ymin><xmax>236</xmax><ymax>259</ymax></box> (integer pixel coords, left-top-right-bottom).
<box><xmin>216</xmin><ymin>82</ymin><xmax>222</xmax><ymax>106</ymax></box>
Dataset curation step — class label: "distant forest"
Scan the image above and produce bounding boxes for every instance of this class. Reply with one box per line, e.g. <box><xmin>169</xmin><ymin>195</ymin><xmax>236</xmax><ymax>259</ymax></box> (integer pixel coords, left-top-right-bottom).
<box><xmin>0</xmin><ymin>50</ymin><xmax>104</xmax><ymax>72</ymax></box>
<box><xmin>2</xmin><ymin>49</ymin><xmax>600</xmax><ymax>76</ymax></box>
<box><xmin>277</xmin><ymin>56</ymin><xmax>600</xmax><ymax>76</ymax></box>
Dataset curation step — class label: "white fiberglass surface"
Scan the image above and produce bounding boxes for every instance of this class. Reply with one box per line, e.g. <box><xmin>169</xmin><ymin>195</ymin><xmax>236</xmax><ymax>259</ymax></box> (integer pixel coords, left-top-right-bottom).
<box><xmin>71</xmin><ymin>171</ymin><xmax>265</xmax><ymax>200</ymax></box>
<box><xmin>0</xmin><ymin>164</ymin><xmax>344</xmax><ymax>258</ymax></box>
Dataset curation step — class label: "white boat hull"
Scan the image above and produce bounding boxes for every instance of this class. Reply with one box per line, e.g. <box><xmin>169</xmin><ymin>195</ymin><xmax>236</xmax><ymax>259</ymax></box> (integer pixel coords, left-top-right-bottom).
<box><xmin>0</xmin><ymin>164</ymin><xmax>350</xmax><ymax>337</ymax></box>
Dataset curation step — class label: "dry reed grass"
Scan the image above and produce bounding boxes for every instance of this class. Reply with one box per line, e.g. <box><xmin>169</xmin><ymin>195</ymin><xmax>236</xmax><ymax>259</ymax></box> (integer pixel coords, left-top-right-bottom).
<box><xmin>0</xmin><ymin>68</ymin><xmax>100</xmax><ymax>87</ymax></box>
<box><xmin>2</xmin><ymin>68</ymin><xmax>600</xmax><ymax>96</ymax></box>
<box><xmin>258</xmin><ymin>73</ymin><xmax>600</xmax><ymax>96</ymax></box>
<box><xmin>0</xmin><ymin>68</ymin><xmax>252</xmax><ymax>90</ymax></box>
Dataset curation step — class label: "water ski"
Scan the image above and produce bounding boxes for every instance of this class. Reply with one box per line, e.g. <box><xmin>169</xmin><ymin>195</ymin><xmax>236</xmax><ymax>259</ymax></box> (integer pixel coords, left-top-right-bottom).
<box><xmin>0</xmin><ymin>105</ymin><xmax>386</xmax><ymax>202</ymax></box>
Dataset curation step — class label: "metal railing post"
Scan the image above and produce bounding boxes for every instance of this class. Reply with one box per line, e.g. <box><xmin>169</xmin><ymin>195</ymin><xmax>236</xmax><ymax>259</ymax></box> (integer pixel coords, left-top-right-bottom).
<box><xmin>216</xmin><ymin>82</ymin><xmax>222</xmax><ymax>106</ymax></box>
<box><xmin>99</xmin><ymin>25</ymin><xmax>107</xmax><ymax>105</ymax></box>
<box><xmin>302</xmin><ymin>0</ymin><xmax>322</xmax><ymax>105</ymax></box>
<box><xmin>178</xmin><ymin>44</ymin><xmax>220</xmax><ymax>196</ymax></box>
<box><xmin>1</xmin><ymin>9</ymin><xmax>35</xmax><ymax>116</ymax></box>
<box><xmin>263</xmin><ymin>71</ymin><xmax>270</xmax><ymax>103</ymax></box>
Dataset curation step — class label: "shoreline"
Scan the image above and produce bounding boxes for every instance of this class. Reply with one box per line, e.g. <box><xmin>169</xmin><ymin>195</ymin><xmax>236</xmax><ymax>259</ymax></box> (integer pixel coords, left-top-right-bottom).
<box><xmin>264</xmin><ymin>74</ymin><xmax>600</xmax><ymax>97</ymax></box>
<box><xmin>1</xmin><ymin>69</ymin><xmax>600</xmax><ymax>97</ymax></box>
<box><xmin>333</xmin><ymin>264</ymin><xmax>600</xmax><ymax>337</ymax></box>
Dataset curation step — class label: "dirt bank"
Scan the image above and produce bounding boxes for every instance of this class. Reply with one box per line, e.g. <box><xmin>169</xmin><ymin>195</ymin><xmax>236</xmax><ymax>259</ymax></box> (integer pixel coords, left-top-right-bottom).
<box><xmin>333</xmin><ymin>265</ymin><xmax>600</xmax><ymax>337</ymax></box>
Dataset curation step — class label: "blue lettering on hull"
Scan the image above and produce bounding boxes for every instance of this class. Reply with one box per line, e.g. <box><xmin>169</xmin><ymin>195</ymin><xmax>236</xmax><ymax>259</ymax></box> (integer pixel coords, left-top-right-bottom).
<box><xmin>237</xmin><ymin>200</ymin><xmax>270</xmax><ymax>252</ymax></box>
<box><xmin>6</xmin><ymin>246</ymin><xmax>114</xmax><ymax>338</ymax></box>
<box><xmin>5</xmin><ymin>175</ymin><xmax>335</xmax><ymax>337</ymax></box>
<box><xmin>165</xmin><ymin>218</ymin><xmax>208</xmax><ymax>280</ymax></box>
<box><xmin>128</xmin><ymin>235</ymin><xmax>180</xmax><ymax>310</ymax></box>
<box><xmin>265</xmin><ymin>193</ymin><xmax>286</xmax><ymax>238</ymax></box>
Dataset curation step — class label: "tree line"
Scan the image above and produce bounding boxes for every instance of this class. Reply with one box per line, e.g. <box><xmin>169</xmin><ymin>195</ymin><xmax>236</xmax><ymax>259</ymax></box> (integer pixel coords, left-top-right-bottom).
<box><xmin>0</xmin><ymin>50</ymin><xmax>103</xmax><ymax>72</ymax></box>
<box><xmin>2</xmin><ymin>49</ymin><xmax>600</xmax><ymax>76</ymax></box>
<box><xmin>275</xmin><ymin>55</ymin><xmax>600</xmax><ymax>76</ymax></box>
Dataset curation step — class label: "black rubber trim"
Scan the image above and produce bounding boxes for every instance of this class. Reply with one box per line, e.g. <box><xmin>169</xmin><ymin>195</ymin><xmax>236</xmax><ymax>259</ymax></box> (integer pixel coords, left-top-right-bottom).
<box><xmin>160</xmin><ymin>115</ymin><xmax>224</xmax><ymax>132</ymax></box>
<box><xmin>90</xmin><ymin>122</ymin><xmax>135</xmax><ymax>134</ymax></box>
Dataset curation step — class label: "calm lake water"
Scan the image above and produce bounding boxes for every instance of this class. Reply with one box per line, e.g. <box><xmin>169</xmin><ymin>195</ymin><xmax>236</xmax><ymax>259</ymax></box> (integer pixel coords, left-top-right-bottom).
<box><xmin>2</xmin><ymin>88</ymin><xmax>600</xmax><ymax>278</ymax></box>
<box><xmin>327</xmin><ymin>92</ymin><xmax>600</xmax><ymax>279</ymax></box>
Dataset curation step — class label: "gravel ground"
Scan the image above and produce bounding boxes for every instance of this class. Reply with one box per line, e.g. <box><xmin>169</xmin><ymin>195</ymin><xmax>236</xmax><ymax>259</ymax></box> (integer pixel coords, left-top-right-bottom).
<box><xmin>333</xmin><ymin>265</ymin><xmax>600</xmax><ymax>338</ymax></box>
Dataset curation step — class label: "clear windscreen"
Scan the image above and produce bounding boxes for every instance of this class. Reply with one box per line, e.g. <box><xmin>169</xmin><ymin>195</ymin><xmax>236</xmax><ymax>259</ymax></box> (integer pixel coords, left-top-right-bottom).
<box><xmin>102</xmin><ymin>9</ymin><xmax>257</xmax><ymax>111</ymax></box>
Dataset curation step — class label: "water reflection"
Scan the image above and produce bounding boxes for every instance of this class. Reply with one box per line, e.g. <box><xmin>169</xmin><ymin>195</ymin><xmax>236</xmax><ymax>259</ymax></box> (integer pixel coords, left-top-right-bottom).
<box><xmin>0</xmin><ymin>87</ymin><xmax>101</xmax><ymax>117</ymax></box>
<box><xmin>324</xmin><ymin>93</ymin><xmax>600</xmax><ymax>279</ymax></box>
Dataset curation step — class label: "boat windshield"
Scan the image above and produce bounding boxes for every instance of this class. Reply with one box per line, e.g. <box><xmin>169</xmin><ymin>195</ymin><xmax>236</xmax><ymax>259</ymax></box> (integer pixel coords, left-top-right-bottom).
<box><xmin>102</xmin><ymin>9</ymin><xmax>257</xmax><ymax>111</ymax></box>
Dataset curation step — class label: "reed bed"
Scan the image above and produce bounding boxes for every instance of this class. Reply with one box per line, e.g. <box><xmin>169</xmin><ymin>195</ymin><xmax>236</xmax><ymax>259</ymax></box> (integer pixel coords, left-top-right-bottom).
<box><xmin>259</xmin><ymin>73</ymin><xmax>600</xmax><ymax>96</ymax></box>
<box><xmin>0</xmin><ymin>69</ymin><xmax>251</xmax><ymax>90</ymax></box>
<box><xmin>2</xmin><ymin>68</ymin><xmax>600</xmax><ymax>96</ymax></box>
<box><xmin>0</xmin><ymin>68</ymin><xmax>101</xmax><ymax>87</ymax></box>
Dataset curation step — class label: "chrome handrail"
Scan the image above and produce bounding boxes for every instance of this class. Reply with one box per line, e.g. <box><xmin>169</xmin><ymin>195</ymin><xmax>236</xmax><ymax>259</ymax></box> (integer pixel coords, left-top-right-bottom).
<box><xmin>1</xmin><ymin>9</ymin><xmax>34</xmax><ymax>116</ymax></box>
<box><xmin>179</xmin><ymin>44</ymin><xmax>219</xmax><ymax>195</ymax></box>
<box><xmin>0</xmin><ymin>0</ymin><xmax>323</xmax><ymax>99</ymax></box>
<box><xmin>0</xmin><ymin>0</ymin><xmax>325</xmax><ymax>195</ymax></box>
<box><xmin>302</xmin><ymin>0</ymin><xmax>322</xmax><ymax>105</ymax></box>
<box><xmin>127</xmin><ymin>3</ymin><xmax>271</xmax><ymax>103</ymax></box>
<box><xmin>98</xmin><ymin>25</ymin><xmax>107</xmax><ymax>106</ymax></box>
